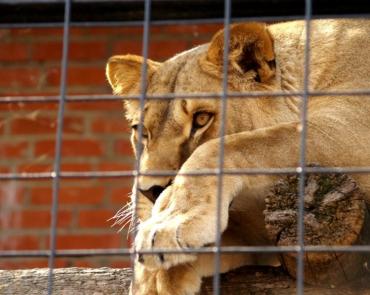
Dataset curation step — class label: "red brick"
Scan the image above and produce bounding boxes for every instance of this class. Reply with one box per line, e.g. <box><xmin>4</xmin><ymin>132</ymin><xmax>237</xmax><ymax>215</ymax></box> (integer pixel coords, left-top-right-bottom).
<box><xmin>46</xmin><ymin>66</ymin><xmax>106</xmax><ymax>87</ymax></box>
<box><xmin>10</xmin><ymin>116</ymin><xmax>84</xmax><ymax>134</ymax></box>
<box><xmin>0</xmin><ymin>186</ymin><xmax>25</xmax><ymax>206</ymax></box>
<box><xmin>0</xmin><ymin>43</ymin><xmax>29</xmax><ymax>61</ymax></box>
<box><xmin>0</xmin><ymin>68</ymin><xmax>40</xmax><ymax>88</ymax></box>
<box><xmin>0</xmin><ymin>102</ymin><xmax>23</xmax><ymax>111</ymax></box>
<box><xmin>149</xmin><ymin>40</ymin><xmax>188</xmax><ymax>60</ymax></box>
<box><xmin>69</xmin><ymin>27</ymin><xmax>91</xmax><ymax>36</ymax></box>
<box><xmin>0</xmin><ymin>259</ymin><xmax>46</xmax><ymax>269</ymax></box>
<box><xmin>68</xmin><ymin>259</ymin><xmax>95</xmax><ymax>268</ymax></box>
<box><xmin>67</xmin><ymin>66</ymin><xmax>107</xmax><ymax>86</ymax></box>
<box><xmin>115</xmin><ymin>139</ymin><xmax>133</xmax><ymax>156</ymax></box>
<box><xmin>109</xmin><ymin>259</ymin><xmax>131</xmax><ymax>268</ymax></box>
<box><xmin>56</xmin><ymin>234</ymin><xmax>121</xmax><ymax>249</ymax></box>
<box><xmin>0</xmin><ymin>29</ymin><xmax>10</xmax><ymax>40</ymax></box>
<box><xmin>89</xmin><ymin>27</ymin><xmax>143</xmax><ymax>35</ymax></box>
<box><xmin>71</xmin><ymin>260</ymin><xmax>92</xmax><ymax>268</ymax></box>
<box><xmin>127</xmin><ymin>235</ymin><xmax>133</xmax><ymax>247</ymax></box>
<box><xmin>111</xmin><ymin>187</ymin><xmax>131</xmax><ymax>204</ymax></box>
<box><xmin>69</xmin><ymin>42</ymin><xmax>107</xmax><ymax>60</ymax></box>
<box><xmin>0</xmin><ymin>259</ymin><xmax>67</xmax><ymax>270</ymax></box>
<box><xmin>78</xmin><ymin>210</ymin><xmax>115</xmax><ymax>228</ymax></box>
<box><xmin>0</xmin><ymin>166</ymin><xmax>10</xmax><ymax>173</ymax></box>
<box><xmin>29</xmin><ymin>187</ymin><xmax>51</xmax><ymax>204</ymax></box>
<box><xmin>190</xmin><ymin>38</ymin><xmax>211</xmax><ymax>47</ymax></box>
<box><xmin>35</xmin><ymin>139</ymin><xmax>103</xmax><ymax>157</ymax></box>
<box><xmin>55</xmin><ymin>259</ymin><xmax>69</xmax><ymax>268</ymax></box>
<box><xmin>91</xmin><ymin>118</ymin><xmax>129</xmax><ymax>133</ymax></box>
<box><xmin>11</xmin><ymin>117</ymin><xmax>56</xmax><ymax>134</ymax></box>
<box><xmin>190</xmin><ymin>24</ymin><xmax>222</xmax><ymax>34</ymax></box>
<box><xmin>60</xmin><ymin>163</ymin><xmax>92</xmax><ymax>171</ymax></box>
<box><xmin>0</xmin><ymin>102</ymin><xmax>58</xmax><ymax>112</ymax></box>
<box><xmin>0</xmin><ymin>118</ymin><xmax>4</xmax><ymax>134</ymax></box>
<box><xmin>17</xmin><ymin>163</ymin><xmax>91</xmax><ymax>173</ymax></box>
<box><xmin>1</xmin><ymin>210</ymin><xmax>72</xmax><ymax>229</ymax></box>
<box><xmin>0</xmin><ymin>141</ymin><xmax>28</xmax><ymax>157</ymax></box>
<box><xmin>0</xmin><ymin>235</ymin><xmax>40</xmax><ymax>250</ymax></box>
<box><xmin>111</xmin><ymin>40</ymin><xmax>142</xmax><ymax>55</ymax></box>
<box><xmin>10</xmin><ymin>28</ymin><xmax>62</xmax><ymax>37</ymax></box>
<box><xmin>160</xmin><ymin>24</ymin><xmax>221</xmax><ymax>34</ymax></box>
<box><xmin>69</xmin><ymin>27</ymin><xmax>107</xmax><ymax>37</ymax></box>
<box><xmin>23</xmin><ymin>27</ymin><xmax>96</xmax><ymax>38</ymax></box>
<box><xmin>98</xmin><ymin>163</ymin><xmax>132</xmax><ymax>171</ymax></box>
<box><xmin>67</xmin><ymin>101</ymin><xmax>121</xmax><ymax>111</ymax></box>
<box><xmin>33</xmin><ymin>41</ymin><xmax>106</xmax><ymax>61</ymax></box>
<box><xmin>32</xmin><ymin>42</ymin><xmax>62</xmax><ymax>61</ymax></box>
<box><xmin>17</xmin><ymin>164</ymin><xmax>52</xmax><ymax>173</ymax></box>
<box><xmin>0</xmin><ymin>103</ymin><xmax>16</xmax><ymax>111</ymax></box>
<box><xmin>30</xmin><ymin>186</ymin><xmax>105</xmax><ymax>205</ymax></box>
<box><xmin>45</xmin><ymin>67</ymin><xmax>60</xmax><ymax>85</ymax></box>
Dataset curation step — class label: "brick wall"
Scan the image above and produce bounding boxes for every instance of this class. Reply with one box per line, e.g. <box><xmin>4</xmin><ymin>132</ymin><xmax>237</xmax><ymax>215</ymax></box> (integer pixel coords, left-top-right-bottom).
<box><xmin>0</xmin><ymin>23</ymin><xmax>221</xmax><ymax>269</ymax></box>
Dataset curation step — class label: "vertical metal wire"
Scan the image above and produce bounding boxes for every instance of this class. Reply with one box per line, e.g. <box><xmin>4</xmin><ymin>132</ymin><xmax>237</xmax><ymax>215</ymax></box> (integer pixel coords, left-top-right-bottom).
<box><xmin>297</xmin><ymin>0</ymin><xmax>312</xmax><ymax>293</ymax></box>
<box><xmin>130</xmin><ymin>0</ymin><xmax>151</xmax><ymax>291</ymax></box>
<box><xmin>47</xmin><ymin>0</ymin><xmax>71</xmax><ymax>294</ymax></box>
<box><xmin>213</xmin><ymin>0</ymin><xmax>231</xmax><ymax>294</ymax></box>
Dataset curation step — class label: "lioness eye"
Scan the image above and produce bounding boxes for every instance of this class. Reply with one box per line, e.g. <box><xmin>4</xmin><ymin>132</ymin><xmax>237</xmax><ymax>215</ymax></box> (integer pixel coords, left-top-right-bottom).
<box><xmin>193</xmin><ymin>112</ymin><xmax>212</xmax><ymax>129</ymax></box>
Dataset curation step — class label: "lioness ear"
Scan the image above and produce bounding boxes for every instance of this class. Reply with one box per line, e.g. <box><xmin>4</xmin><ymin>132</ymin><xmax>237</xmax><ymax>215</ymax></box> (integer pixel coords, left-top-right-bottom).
<box><xmin>202</xmin><ymin>23</ymin><xmax>275</xmax><ymax>83</ymax></box>
<box><xmin>106</xmin><ymin>54</ymin><xmax>160</xmax><ymax>95</ymax></box>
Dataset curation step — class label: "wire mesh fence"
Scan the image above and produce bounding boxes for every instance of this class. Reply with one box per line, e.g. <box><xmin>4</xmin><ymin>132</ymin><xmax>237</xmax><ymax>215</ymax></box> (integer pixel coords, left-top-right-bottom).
<box><xmin>1</xmin><ymin>0</ymin><xmax>370</xmax><ymax>295</ymax></box>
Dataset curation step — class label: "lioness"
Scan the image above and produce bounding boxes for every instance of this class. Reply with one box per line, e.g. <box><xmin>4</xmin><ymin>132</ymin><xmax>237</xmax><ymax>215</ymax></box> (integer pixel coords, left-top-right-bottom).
<box><xmin>106</xmin><ymin>19</ymin><xmax>370</xmax><ymax>295</ymax></box>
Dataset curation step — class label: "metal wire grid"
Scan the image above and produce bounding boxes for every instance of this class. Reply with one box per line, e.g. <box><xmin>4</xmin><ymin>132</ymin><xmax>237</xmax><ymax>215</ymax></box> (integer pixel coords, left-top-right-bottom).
<box><xmin>2</xmin><ymin>13</ymin><xmax>370</xmax><ymax>29</ymax></box>
<box><xmin>130</xmin><ymin>0</ymin><xmax>152</xmax><ymax>286</ymax></box>
<box><xmin>0</xmin><ymin>1</ymin><xmax>370</xmax><ymax>295</ymax></box>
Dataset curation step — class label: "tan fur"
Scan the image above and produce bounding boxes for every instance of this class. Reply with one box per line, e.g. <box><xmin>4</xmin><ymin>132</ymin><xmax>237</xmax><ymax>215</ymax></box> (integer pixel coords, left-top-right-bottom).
<box><xmin>106</xmin><ymin>19</ymin><xmax>370</xmax><ymax>294</ymax></box>
<box><xmin>203</xmin><ymin>22</ymin><xmax>276</xmax><ymax>82</ymax></box>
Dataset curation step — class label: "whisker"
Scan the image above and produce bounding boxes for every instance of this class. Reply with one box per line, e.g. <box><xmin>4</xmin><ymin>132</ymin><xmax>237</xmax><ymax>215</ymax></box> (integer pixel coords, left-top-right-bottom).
<box><xmin>113</xmin><ymin>211</ymin><xmax>132</xmax><ymax>224</ymax></box>
<box><xmin>118</xmin><ymin>219</ymin><xmax>133</xmax><ymax>232</ymax></box>
<box><xmin>108</xmin><ymin>191</ymin><xmax>148</xmax><ymax>237</ymax></box>
<box><xmin>109</xmin><ymin>200</ymin><xmax>134</xmax><ymax>229</ymax></box>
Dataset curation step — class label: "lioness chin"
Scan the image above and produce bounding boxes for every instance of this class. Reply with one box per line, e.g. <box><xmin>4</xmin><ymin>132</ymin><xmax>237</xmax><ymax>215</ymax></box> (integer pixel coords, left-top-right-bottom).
<box><xmin>106</xmin><ymin>19</ymin><xmax>370</xmax><ymax>295</ymax></box>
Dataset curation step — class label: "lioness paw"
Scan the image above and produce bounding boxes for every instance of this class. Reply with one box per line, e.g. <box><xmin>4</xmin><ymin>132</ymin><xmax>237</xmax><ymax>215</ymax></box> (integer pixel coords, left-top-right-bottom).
<box><xmin>134</xmin><ymin>184</ymin><xmax>222</xmax><ymax>270</ymax></box>
<box><xmin>130</xmin><ymin>262</ymin><xmax>202</xmax><ymax>295</ymax></box>
<box><xmin>135</xmin><ymin>214</ymin><xmax>198</xmax><ymax>270</ymax></box>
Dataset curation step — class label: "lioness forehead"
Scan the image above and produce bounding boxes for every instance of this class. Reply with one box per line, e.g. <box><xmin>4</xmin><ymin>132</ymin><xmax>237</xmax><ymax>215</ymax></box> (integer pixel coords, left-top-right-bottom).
<box><xmin>150</xmin><ymin>44</ymin><xmax>222</xmax><ymax>95</ymax></box>
<box><xmin>133</xmin><ymin>45</ymin><xmax>221</xmax><ymax>135</ymax></box>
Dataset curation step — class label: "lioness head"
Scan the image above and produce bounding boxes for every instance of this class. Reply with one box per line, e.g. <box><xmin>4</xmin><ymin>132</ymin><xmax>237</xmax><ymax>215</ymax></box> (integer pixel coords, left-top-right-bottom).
<box><xmin>106</xmin><ymin>23</ymin><xmax>276</xmax><ymax>222</ymax></box>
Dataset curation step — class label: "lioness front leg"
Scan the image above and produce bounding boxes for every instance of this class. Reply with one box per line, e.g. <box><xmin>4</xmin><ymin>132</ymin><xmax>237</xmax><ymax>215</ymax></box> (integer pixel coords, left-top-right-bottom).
<box><xmin>134</xmin><ymin>177</ymin><xmax>239</xmax><ymax>270</ymax></box>
<box><xmin>132</xmin><ymin>229</ymin><xmax>253</xmax><ymax>295</ymax></box>
<box><xmin>130</xmin><ymin>261</ymin><xmax>201</xmax><ymax>295</ymax></box>
<box><xmin>135</xmin><ymin>120</ymin><xmax>349</xmax><ymax>284</ymax></box>
<box><xmin>135</xmin><ymin>122</ymin><xmax>302</xmax><ymax>270</ymax></box>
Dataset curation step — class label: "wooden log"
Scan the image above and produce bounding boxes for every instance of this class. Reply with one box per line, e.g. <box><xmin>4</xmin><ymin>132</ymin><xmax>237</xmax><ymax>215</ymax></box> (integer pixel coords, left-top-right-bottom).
<box><xmin>264</xmin><ymin>172</ymin><xmax>370</xmax><ymax>286</ymax></box>
<box><xmin>0</xmin><ymin>267</ymin><xmax>132</xmax><ymax>295</ymax></box>
<box><xmin>1</xmin><ymin>266</ymin><xmax>370</xmax><ymax>295</ymax></box>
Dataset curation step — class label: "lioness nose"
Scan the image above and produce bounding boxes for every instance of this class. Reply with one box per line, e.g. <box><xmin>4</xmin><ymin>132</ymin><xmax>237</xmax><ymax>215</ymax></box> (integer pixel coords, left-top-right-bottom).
<box><xmin>138</xmin><ymin>185</ymin><xmax>166</xmax><ymax>203</ymax></box>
